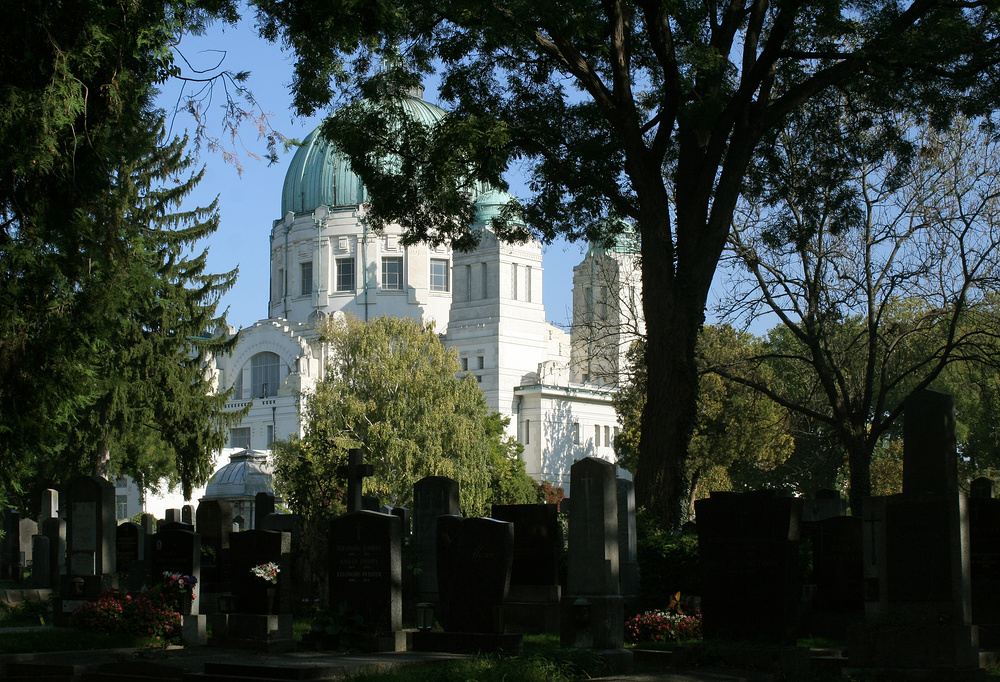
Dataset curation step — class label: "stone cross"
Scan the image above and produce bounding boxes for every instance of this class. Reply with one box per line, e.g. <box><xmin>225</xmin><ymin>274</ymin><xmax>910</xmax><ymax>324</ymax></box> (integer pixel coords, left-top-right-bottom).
<box><xmin>338</xmin><ymin>448</ymin><xmax>374</xmax><ymax>513</ymax></box>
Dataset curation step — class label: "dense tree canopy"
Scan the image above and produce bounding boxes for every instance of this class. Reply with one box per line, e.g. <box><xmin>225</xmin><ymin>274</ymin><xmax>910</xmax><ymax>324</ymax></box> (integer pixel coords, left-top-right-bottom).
<box><xmin>253</xmin><ymin>0</ymin><xmax>1000</xmax><ymax>526</ymax></box>
<box><xmin>0</xmin><ymin>0</ymin><xmax>244</xmax><ymax>509</ymax></box>
<box><xmin>272</xmin><ymin>314</ymin><xmax>538</xmax><ymax>523</ymax></box>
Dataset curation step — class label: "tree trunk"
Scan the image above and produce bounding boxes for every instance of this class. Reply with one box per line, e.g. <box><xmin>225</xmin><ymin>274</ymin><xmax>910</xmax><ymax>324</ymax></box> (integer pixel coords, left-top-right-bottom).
<box><xmin>93</xmin><ymin>440</ymin><xmax>111</xmax><ymax>480</ymax></box>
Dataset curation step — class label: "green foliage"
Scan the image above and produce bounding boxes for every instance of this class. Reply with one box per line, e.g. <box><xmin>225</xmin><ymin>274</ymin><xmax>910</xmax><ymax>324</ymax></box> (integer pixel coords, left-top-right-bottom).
<box><xmin>69</xmin><ymin>590</ymin><xmax>181</xmax><ymax>640</ymax></box>
<box><xmin>273</xmin><ymin>315</ymin><xmax>536</xmax><ymax>520</ymax></box>
<box><xmin>0</xmin><ymin>598</ymin><xmax>52</xmax><ymax>628</ymax></box>
<box><xmin>253</xmin><ymin>0</ymin><xmax>1000</xmax><ymax>528</ymax></box>
<box><xmin>635</xmin><ymin>509</ymin><xmax>700</xmax><ymax>612</ymax></box>
<box><xmin>306</xmin><ymin>601</ymin><xmax>367</xmax><ymax>651</ymax></box>
<box><xmin>0</xmin><ymin>0</ymin><xmax>242</xmax><ymax>506</ymax></box>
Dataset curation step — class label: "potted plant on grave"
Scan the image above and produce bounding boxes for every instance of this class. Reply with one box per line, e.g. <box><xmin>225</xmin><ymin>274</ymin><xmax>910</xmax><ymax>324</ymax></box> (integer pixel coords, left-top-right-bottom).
<box><xmin>161</xmin><ymin>572</ymin><xmax>197</xmax><ymax>615</ymax></box>
<box><xmin>250</xmin><ymin>562</ymin><xmax>280</xmax><ymax>614</ymax></box>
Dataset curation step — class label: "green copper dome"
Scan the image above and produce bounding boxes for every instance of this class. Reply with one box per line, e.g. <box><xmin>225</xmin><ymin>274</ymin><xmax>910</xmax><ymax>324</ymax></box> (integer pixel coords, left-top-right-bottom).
<box><xmin>281</xmin><ymin>94</ymin><xmax>449</xmax><ymax>216</ymax></box>
<box><xmin>473</xmin><ymin>189</ymin><xmax>519</xmax><ymax>226</ymax></box>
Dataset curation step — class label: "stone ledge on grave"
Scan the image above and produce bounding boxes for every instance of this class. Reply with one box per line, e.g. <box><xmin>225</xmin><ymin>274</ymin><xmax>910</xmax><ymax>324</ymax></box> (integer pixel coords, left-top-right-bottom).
<box><xmin>848</xmin><ymin>622</ymin><xmax>981</xmax><ymax>671</ymax></box>
<box><xmin>181</xmin><ymin>614</ymin><xmax>207</xmax><ymax>646</ymax></box>
<box><xmin>206</xmin><ymin>613</ymin><xmax>295</xmax><ymax>653</ymax></box>
<box><xmin>409</xmin><ymin>630</ymin><xmax>522</xmax><ymax>655</ymax></box>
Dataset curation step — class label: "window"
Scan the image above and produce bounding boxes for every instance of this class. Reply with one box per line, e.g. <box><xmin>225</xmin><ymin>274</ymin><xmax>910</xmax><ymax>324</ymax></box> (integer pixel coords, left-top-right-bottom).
<box><xmin>461</xmin><ymin>357</ymin><xmax>468</xmax><ymax>371</ymax></box>
<box><xmin>525</xmin><ymin>419</ymin><xmax>530</xmax><ymax>444</ymax></box>
<box><xmin>604</xmin><ymin>425</ymin><xmax>611</xmax><ymax>447</ymax></box>
<box><xmin>573</xmin><ymin>422</ymin><xmax>580</xmax><ymax>445</ymax></box>
<box><xmin>466</xmin><ymin>265</ymin><xmax>473</xmax><ymax>301</ymax></box>
<box><xmin>301</xmin><ymin>261</ymin><xmax>313</xmax><ymax>296</ymax></box>
<box><xmin>525</xmin><ymin>265</ymin><xmax>532</xmax><ymax>302</ymax></box>
<box><xmin>230</xmin><ymin>427</ymin><xmax>251</xmax><ymax>450</ymax></box>
<box><xmin>430</xmin><ymin>259</ymin><xmax>449</xmax><ymax>292</ymax></box>
<box><xmin>477</xmin><ymin>356</ymin><xmax>484</xmax><ymax>370</ymax></box>
<box><xmin>251</xmin><ymin>351</ymin><xmax>280</xmax><ymax>398</ymax></box>
<box><xmin>595</xmin><ymin>424</ymin><xmax>601</xmax><ymax>446</ymax></box>
<box><xmin>511</xmin><ymin>263</ymin><xmax>518</xmax><ymax>300</ymax></box>
<box><xmin>481</xmin><ymin>262</ymin><xmax>488</xmax><ymax>298</ymax></box>
<box><xmin>476</xmin><ymin>375</ymin><xmax>482</xmax><ymax>383</ymax></box>
<box><xmin>116</xmin><ymin>495</ymin><xmax>128</xmax><ymax>519</ymax></box>
<box><xmin>337</xmin><ymin>257</ymin><xmax>356</xmax><ymax>291</ymax></box>
<box><xmin>276</xmin><ymin>268</ymin><xmax>284</xmax><ymax>298</ymax></box>
<box><xmin>266</xmin><ymin>424</ymin><xmax>274</xmax><ymax>447</ymax></box>
<box><xmin>381</xmin><ymin>257</ymin><xmax>403</xmax><ymax>291</ymax></box>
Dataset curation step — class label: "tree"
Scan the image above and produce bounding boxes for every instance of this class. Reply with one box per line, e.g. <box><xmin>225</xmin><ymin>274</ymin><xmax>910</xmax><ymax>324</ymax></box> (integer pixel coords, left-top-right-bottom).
<box><xmin>0</xmin><ymin>0</ymin><xmax>244</xmax><ymax>508</ymax></box>
<box><xmin>253</xmin><ymin>0</ymin><xmax>1000</xmax><ymax>526</ymax></box>
<box><xmin>272</xmin><ymin>314</ymin><xmax>536</xmax><ymax>524</ymax></box>
<box><xmin>615</xmin><ymin>326</ymin><xmax>795</xmax><ymax>518</ymax></box>
<box><xmin>716</xmin><ymin>113</ymin><xmax>1000</xmax><ymax>512</ymax></box>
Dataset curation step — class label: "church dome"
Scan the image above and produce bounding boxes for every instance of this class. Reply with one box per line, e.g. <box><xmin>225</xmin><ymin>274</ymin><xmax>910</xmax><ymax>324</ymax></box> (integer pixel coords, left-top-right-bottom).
<box><xmin>281</xmin><ymin>94</ymin><xmax>449</xmax><ymax>216</ymax></box>
<box><xmin>203</xmin><ymin>449</ymin><xmax>274</xmax><ymax>500</ymax></box>
<box><xmin>473</xmin><ymin>189</ymin><xmax>518</xmax><ymax>226</ymax></box>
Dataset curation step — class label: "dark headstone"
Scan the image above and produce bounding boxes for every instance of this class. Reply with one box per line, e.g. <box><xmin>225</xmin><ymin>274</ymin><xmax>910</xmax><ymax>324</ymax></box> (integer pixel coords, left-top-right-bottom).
<box><xmin>328</xmin><ymin>511</ymin><xmax>401</xmax><ymax>635</ymax></box>
<box><xmin>413</xmin><ymin>476</ymin><xmax>460</xmax><ymax>599</ymax></box>
<box><xmin>491</xmin><ymin>504</ymin><xmax>559</xmax><ymax>587</ymax></box>
<box><xmin>803</xmin><ymin>489</ymin><xmax>848</xmax><ymax>523</ymax></box>
<box><xmin>115</xmin><ymin>522</ymin><xmax>144</xmax><ymax>574</ymax></box>
<box><xmin>971</xmin><ymin>477</ymin><xmax>995</xmax><ymax>499</ymax></box>
<box><xmin>362</xmin><ymin>496</ymin><xmax>381</xmax><ymax>512</ymax></box>
<box><xmin>196</xmin><ymin>499</ymin><xmax>234</xmax><ymax>551</ymax></box>
<box><xmin>903</xmin><ymin>389</ymin><xmax>957</xmax><ymax>495</ymax></box>
<box><xmin>560</xmin><ymin>457</ymin><xmax>625</xmax><ymax>652</ymax></box>
<box><xmin>1</xmin><ymin>510</ymin><xmax>21</xmax><ymax>581</ymax></box>
<box><xmin>617</xmin><ymin>478</ymin><xmax>638</xmax><ymax>600</ymax></box>
<box><xmin>65</xmin><ymin>476</ymin><xmax>116</xmax><ymax>578</ymax></box>
<box><xmin>696</xmin><ymin>490</ymin><xmax>802</xmax><ymax>644</ymax></box>
<box><xmin>437</xmin><ymin>516</ymin><xmax>514</xmax><ymax>633</ymax></box>
<box><xmin>229</xmin><ymin>529</ymin><xmax>291</xmax><ymax>615</ymax></box>
<box><xmin>40</xmin><ymin>516</ymin><xmax>65</xmax><ymax>588</ymax></box>
<box><xmin>31</xmin><ymin>535</ymin><xmax>51</xmax><ymax>588</ymax></box>
<box><xmin>165</xmin><ymin>508</ymin><xmax>182</xmax><ymax>524</ymax></box>
<box><xmin>811</xmin><ymin>515</ymin><xmax>863</xmax><ymax>611</ymax></box>
<box><xmin>151</xmin><ymin>528</ymin><xmax>202</xmax><ymax>614</ymax></box>
<box><xmin>391</xmin><ymin>507</ymin><xmax>410</xmax><ymax>536</ymax></box>
<box><xmin>970</xmin><ymin>493</ymin><xmax>1000</xmax><ymax>645</ymax></box>
<box><xmin>254</xmin><ymin>492</ymin><xmax>275</xmax><ymax>528</ymax></box>
<box><xmin>181</xmin><ymin>505</ymin><xmax>194</xmax><ymax>525</ymax></box>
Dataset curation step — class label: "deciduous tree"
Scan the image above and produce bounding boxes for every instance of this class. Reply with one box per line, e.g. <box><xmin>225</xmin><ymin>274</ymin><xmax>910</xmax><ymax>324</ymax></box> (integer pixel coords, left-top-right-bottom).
<box><xmin>253</xmin><ymin>0</ymin><xmax>1000</xmax><ymax>526</ymax></box>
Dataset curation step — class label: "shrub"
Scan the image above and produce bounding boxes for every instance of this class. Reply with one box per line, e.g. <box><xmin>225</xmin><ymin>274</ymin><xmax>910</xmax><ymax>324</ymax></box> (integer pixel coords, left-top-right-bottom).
<box><xmin>636</xmin><ymin>508</ymin><xmax>700</xmax><ymax>611</ymax></box>
<box><xmin>70</xmin><ymin>590</ymin><xmax>180</xmax><ymax>639</ymax></box>
<box><xmin>625</xmin><ymin>610</ymin><xmax>703</xmax><ymax>644</ymax></box>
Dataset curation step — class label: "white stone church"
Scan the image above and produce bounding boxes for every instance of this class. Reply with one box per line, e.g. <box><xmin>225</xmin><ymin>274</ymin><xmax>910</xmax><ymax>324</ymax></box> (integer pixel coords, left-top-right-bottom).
<box><xmin>129</xmin><ymin>90</ymin><xmax>642</xmax><ymax>518</ymax></box>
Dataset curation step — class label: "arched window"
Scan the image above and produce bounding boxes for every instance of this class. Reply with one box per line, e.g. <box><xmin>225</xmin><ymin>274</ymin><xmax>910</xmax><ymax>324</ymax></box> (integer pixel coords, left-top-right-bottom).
<box><xmin>251</xmin><ymin>352</ymin><xmax>281</xmax><ymax>398</ymax></box>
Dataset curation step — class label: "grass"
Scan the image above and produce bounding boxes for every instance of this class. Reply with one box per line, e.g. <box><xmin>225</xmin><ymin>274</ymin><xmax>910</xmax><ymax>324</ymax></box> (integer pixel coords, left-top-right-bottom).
<box><xmin>0</xmin><ymin>598</ymin><xmax>52</xmax><ymax>628</ymax></box>
<box><xmin>0</xmin><ymin>628</ymin><xmax>168</xmax><ymax>655</ymax></box>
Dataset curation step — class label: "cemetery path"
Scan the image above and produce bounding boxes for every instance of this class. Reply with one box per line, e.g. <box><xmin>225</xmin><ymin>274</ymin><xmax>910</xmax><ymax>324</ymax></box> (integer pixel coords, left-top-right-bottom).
<box><xmin>594</xmin><ymin>669</ymin><xmax>774</xmax><ymax>682</ymax></box>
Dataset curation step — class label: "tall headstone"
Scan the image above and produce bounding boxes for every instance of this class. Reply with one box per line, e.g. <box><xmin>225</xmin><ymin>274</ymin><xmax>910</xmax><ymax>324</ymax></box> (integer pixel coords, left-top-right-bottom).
<box><xmin>228</xmin><ymin>529</ymin><xmax>291</xmax><ymax>615</ymax></box>
<box><xmin>31</xmin><ymin>535</ymin><xmax>51</xmax><ymax>588</ymax></box>
<box><xmin>1</xmin><ymin>510</ymin><xmax>22</xmax><ymax>581</ymax></box>
<box><xmin>181</xmin><ymin>505</ymin><xmax>194</xmax><ymax>526</ymax></box>
<box><xmin>696</xmin><ymin>490</ymin><xmax>802</xmax><ymax>644</ymax></box>
<box><xmin>617</xmin><ymin>478</ymin><xmax>639</xmax><ymax>602</ymax></box>
<box><xmin>254</xmin><ymin>492</ymin><xmax>275</xmax><ymax>528</ymax></box>
<box><xmin>196</xmin><ymin>500</ymin><xmax>234</xmax><ymax>551</ymax></box>
<box><xmin>151</xmin><ymin>528</ymin><xmax>202</xmax><ymax>614</ymax></box>
<box><xmin>560</xmin><ymin>457</ymin><xmax>625</xmax><ymax>653</ymax></box>
<box><xmin>165</xmin><ymin>508</ymin><xmax>182</xmax><ymax>524</ymax></box>
<box><xmin>328</xmin><ymin>511</ymin><xmax>403</xmax><ymax>650</ymax></box>
<box><xmin>969</xmin><ymin>477</ymin><xmax>1000</xmax><ymax>647</ymax></box>
<box><xmin>491</xmin><ymin>503</ymin><xmax>561</xmax><ymax>634</ymax></box>
<box><xmin>40</xmin><ymin>489</ymin><xmax>58</xmax><ymax>523</ymax></box>
<box><xmin>412</xmin><ymin>476</ymin><xmax>460</xmax><ymax>600</ymax></box>
<box><xmin>338</xmin><ymin>448</ymin><xmax>374</xmax><ymax>514</ymax></box>
<box><xmin>38</xmin><ymin>488</ymin><xmax>63</xmax><ymax>589</ymax></box>
<box><xmin>65</xmin><ymin>476</ymin><xmax>116</xmax><ymax>581</ymax></box>
<box><xmin>850</xmin><ymin>390</ymin><xmax>980</xmax><ymax>675</ymax></box>
<box><xmin>116</xmin><ymin>522</ymin><xmax>145</xmax><ymax>592</ymax></box>
<box><xmin>436</xmin><ymin>516</ymin><xmax>514</xmax><ymax>633</ymax></box>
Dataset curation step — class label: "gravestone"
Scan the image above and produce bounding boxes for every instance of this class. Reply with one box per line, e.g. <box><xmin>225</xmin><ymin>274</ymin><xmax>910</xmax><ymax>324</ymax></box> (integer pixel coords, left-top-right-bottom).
<box><xmin>362</xmin><ymin>495</ymin><xmax>381</xmax><ymax>512</ymax></box>
<box><xmin>151</xmin><ymin>528</ymin><xmax>202</xmax><ymax>614</ymax></box>
<box><xmin>849</xmin><ymin>390</ymin><xmax>980</xmax><ymax>675</ymax></box>
<box><xmin>391</xmin><ymin>507</ymin><xmax>410</xmax><ymax>536</ymax></box>
<box><xmin>560</xmin><ymin>457</ymin><xmax>626</xmax><ymax>654</ymax></box>
<box><xmin>802</xmin><ymin>489</ymin><xmax>848</xmax><ymax>523</ymax></box>
<box><xmin>228</xmin><ymin>529</ymin><xmax>291</xmax><ymax>615</ymax></box>
<box><xmin>115</xmin><ymin>522</ymin><xmax>145</xmax><ymax>592</ymax></box>
<box><xmin>970</xmin><ymin>477</ymin><xmax>1000</xmax><ymax>647</ymax></box>
<box><xmin>31</xmin><ymin>535</ymin><xmax>51</xmax><ymax>588</ymax></box>
<box><xmin>436</xmin><ymin>515</ymin><xmax>514</xmax><ymax>633</ymax></box>
<box><xmin>196</xmin><ymin>499</ymin><xmax>234</xmax><ymax>588</ymax></box>
<box><xmin>182</xmin><ymin>505</ymin><xmax>194</xmax><ymax>525</ymax></box>
<box><xmin>40</xmin><ymin>489</ymin><xmax>58</xmax><ymax>522</ymax></box>
<box><xmin>2</xmin><ymin>510</ymin><xmax>21</xmax><ymax>581</ymax></box>
<box><xmin>141</xmin><ymin>513</ymin><xmax>156</xmax><ymax>536</ymax></box>
<box><xmin>491</xmin><ymin>503</ymin><xmax>561</xmax><ymax>633</ymax></box>
<box><xmin>617</xmin><ymin>478</ymin><xmax>639</xmax><ymax>602</ymax></box>
<box><xmin>328</xmin><ymin>511</ymin><xmax>403</xmax><ymax>650</ymax></box>
<box><xmin>165</xmin><ymin>509</ymin><xmax>182</xmax><ymax>524</ymax></box>
<box><xmin>338</xmin><ymin>448</ymin><xmax>373</xmax><ymax>513</ymax></box>
<box><xmin>412</xmin><ymin>476</ymin><xmax>460</xmax><ymax>601</ymax></box>
<box><xmin>64</xmin><ymin>475</ymin><xmax>116</xmax><ymax>585</ymax></box>
<box><xmin>254</xmin><ymin>492</ymin><xmax>275</xmax><ymax>529</ymax></box>
<box><xmin>40</xmin><ymin>516</ymin><xmax>65</xmax><ymax>590</ymax></box>
<box><xmin>696</xmin><ymin>490</ymin><xmax>802</xmax><ymax>644</ymax></box>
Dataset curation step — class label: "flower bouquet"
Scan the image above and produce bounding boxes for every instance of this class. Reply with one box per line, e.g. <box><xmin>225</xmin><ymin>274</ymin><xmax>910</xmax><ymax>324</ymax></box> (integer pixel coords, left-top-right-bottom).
<box><xmin>250</xmin><ymin>562</ymin><xmax>281</xmax><ymax>584</ymax></box>
<box><xmin>161</xmin><ymin>571</ymin><xmax>197</xmax><ymax>614</ymax></box>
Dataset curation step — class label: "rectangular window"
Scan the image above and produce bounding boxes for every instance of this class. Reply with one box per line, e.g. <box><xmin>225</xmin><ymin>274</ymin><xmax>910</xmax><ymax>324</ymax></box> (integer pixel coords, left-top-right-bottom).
<box><xmin>266</xmin><ymin>424</ymin><xmax>274</xmax><ymax>447</ymax></box>
<box><xmin>466</xmin><ymin>265</ymin><xmax>473</xmax><ymax>301</ymax></box>
<box><xmin>605</xmin><ymin>425</ymin><xmax>611</xmax><ymax>447</ymax></box>
<box><xmin>301</xmin><ymin>261</ymin><xmax>313</xmax><ymax>296</ymax></box>
<box><xmin>116</xmin><ymin>495</ymin><xmax>128</xmax><ymax>519</ymax></box>
<box><xmin>525</xmin><ymin>265</ymin><xmax>532</xmax><ymax>302</ymax></box>
<box><xmin>511</xmin><ymin>263</ymin><xmax>518</xmax><ymax>300</ymax></box>
<box><xmin>478</xmin><ymin>356</ymin><xmax>484</xmax><ymax>370</ymax></box>
<box><xmin>614</xmin><ymin>426</ymin><xmax>620</xmax><ymax>443</ymax></box>
<box><xmin>595</xmin><ymin>424</ymin><xmax>601</xmax><ymax>446</ymax></box>
<box><xmin>381</xmin><ymin>257</ymin><xmax>403</xmax><ymax>291</ymax></box>
<box><xmin>525</xmin><ymin>419</ymin><xmax>530</xmax><ymax>445</ymax></box>
<box><xmin>481</xmin><ymin>262</ymin><xmax>488</xmax><ymax>299</ymax></box>
<box><xmin>337</xmin><ymin>257</ymin><xmax>356</xmax><ymax>292</ymax></box>
<box><xmin>230</xmin><ymin>427</ymin><xmax>251</xmax><ymax>450</ymax></box>
<box><xmin>430</xmin><ymin>259</ymin><xmax>449</xmax><ymax>292</ymax></box>
<box><xmin>461</xmin><ymin>357</ymin><xmax>468</xmax><ymax>371</ymax></box>
<box><xmin>573</xmin><ymin>423</ymin><xmax>580</xmax><ymax>445</ymax></box>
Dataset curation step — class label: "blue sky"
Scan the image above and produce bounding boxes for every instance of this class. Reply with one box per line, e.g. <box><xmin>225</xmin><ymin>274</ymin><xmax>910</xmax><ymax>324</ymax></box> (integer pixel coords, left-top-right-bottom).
<box><xmin>159</xmin><ymin>19</ymin><xmax>588</xmax><ymax>333</ymax></box>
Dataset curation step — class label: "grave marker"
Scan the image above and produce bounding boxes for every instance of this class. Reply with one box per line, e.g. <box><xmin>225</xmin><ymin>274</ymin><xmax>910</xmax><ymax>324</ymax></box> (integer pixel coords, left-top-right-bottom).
<box><xmin>338</xmin><ymin>448</ymin><xmax>374</xmax><ymax>513</ymax></box>
<box><xmin>413</xmin><ymin>476</ymin><xmax>460</xmax><ymax>601</ymax></box>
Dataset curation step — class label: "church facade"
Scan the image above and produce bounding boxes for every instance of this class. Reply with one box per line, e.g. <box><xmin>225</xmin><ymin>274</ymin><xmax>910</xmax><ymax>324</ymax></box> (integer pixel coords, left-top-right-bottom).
<box><xmin>209</xmin><ymin>91</ymin><xmax>640</xmax><ymax>496</ymax></box>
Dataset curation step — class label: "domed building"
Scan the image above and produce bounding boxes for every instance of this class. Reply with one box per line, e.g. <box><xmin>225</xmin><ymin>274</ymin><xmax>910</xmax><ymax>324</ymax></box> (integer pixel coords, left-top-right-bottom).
<box><xmin>209</xmin><ymin>89</ymin><xmax>638</xmax><ymax>499</ymax></box>
<box><xmin>202</xmin><ymin>449</ymin><xmax>275</xmax><ymax>530</ymax></box>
